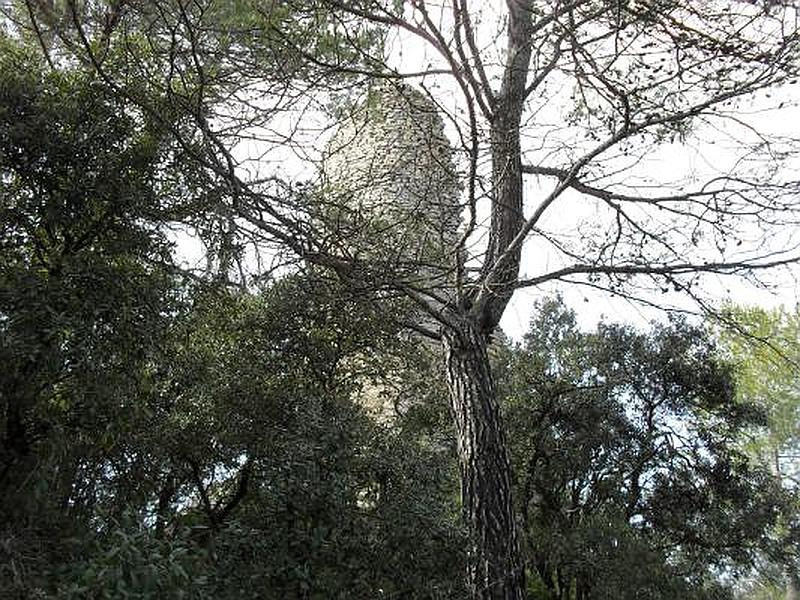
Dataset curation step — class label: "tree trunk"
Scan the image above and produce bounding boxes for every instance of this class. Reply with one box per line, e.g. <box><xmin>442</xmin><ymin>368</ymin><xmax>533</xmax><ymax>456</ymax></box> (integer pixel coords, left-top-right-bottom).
<box><xmin>442</xmin><ymin>314</ymin><xmax>524</xmax><ymax>599</ymax></box>
<box><xmin>435</xmin><ymin>3</ymin><xmax>534</xmax><ymax>595</ymax></box>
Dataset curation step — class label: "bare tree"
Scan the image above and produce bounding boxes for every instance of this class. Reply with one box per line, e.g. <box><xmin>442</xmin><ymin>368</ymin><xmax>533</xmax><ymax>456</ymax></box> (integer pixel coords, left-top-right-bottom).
<box><xmin>12</xmin><ymin>0</ymin><xmax>800</xmax><ymax>597</ymax></box>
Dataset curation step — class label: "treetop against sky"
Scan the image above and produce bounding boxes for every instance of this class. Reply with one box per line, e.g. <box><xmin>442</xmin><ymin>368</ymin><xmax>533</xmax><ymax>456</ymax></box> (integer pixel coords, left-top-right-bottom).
<box><xmin>367</xmin><ymin>1</ymin><xmax>800</xmax><ymax>332</ymax></box>
<box><xmin>11</xmin><ymin>0</ymin><xmax>798</xmax><ymax>336</ymax></box>
<box><xmin>208</xmin><ymin>0</ymin><xmax>800</xmax><ymax>335</ymax></box>
<box><xmin>170</xmin><ymin>1</ymin><xmax>798</xmax><ymax>320</ymax></box>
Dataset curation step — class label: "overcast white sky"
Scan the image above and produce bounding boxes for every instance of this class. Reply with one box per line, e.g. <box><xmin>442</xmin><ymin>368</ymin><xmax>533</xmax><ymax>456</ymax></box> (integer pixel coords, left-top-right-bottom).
<box><xmin>170</xmin><ymin>4</ymin><xmax>800</xmax><ymax>341</ymax></box>
<box><xmin>381</xmin><ymin>4</ymin><xmax>800</xmax><ymax>340</ymax></box>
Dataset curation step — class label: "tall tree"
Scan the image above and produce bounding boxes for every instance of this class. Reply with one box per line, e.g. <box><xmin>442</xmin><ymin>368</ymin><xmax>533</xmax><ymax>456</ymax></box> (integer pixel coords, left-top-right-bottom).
<box><xmin>0</xmin><ymin>34</ymin><xmax>182</xmax><ymax>509</ymax></box>
<box><xmin>717</xmin><ymin>305</ymin><xmax>800</xmax><ymax>598</ymax></box>
<box><xmin>502</xmin><ymin>297</ymin><xmax>796</xmax><ymax>599</ymax></box>
<box><xmin>11</xmin><ymin>2</ymin><xmax>800</xmax><ymax>597</ymax></box>
<box><xmin>718</xmin><ymin>305</ymin><xmax>800</xmax><ymax>481</ymax></box>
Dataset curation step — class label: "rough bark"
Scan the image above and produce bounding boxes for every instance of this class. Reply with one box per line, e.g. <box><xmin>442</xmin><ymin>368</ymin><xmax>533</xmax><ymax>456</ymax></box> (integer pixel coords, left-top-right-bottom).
<box><xmin>442</xmin><ymin>314</ymin><xmax>524</xmax><ymax>599</ymax></box>
<box><xmin>439</xmin><ymin>3</ymin><xmax>534</xmax><ymax>597</ymax></box>
<box><xmin>474</xmin><ymin>0</ymin><xmax>532</xmax><ymax>332</ymax></box>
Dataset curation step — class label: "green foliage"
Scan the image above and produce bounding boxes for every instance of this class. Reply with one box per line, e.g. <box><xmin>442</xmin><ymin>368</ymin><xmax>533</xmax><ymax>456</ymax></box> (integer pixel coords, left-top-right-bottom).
<box><xmin>716</xmin><ymin>305</ymin><xmax>800</xmax><ymax>598</ymax></box>
<box><xmin>55</xmin><ymin>522</ymin><xmax>210</xmax><ymax>600</ymax></box>
<box><xmin>501</xmin><ymin>297</ymin><xmax>795</xmax><ymax>600</ymax></box>
<box><xmin>2</xmin><ymin>27</ymin><xmax>797</xmax><ymax>598</ymax></box>
<box><xmin>165</xmin><ymin>280</ymin><xmax>465</xmax><ymax>599</ymax></box>
<box><xmin>0</xmin><ymin>37</ymin><xmax>190</xmax><ymax>600</ymax></box>
<box><xmin>0</xmin><ymin>37</ymin><xmax>177</xmax><ymax>505</ymax></box>
<box><xmin>717</xmin><ymin>305</ymin><xmax>800</xmax><ymax>465</ymax></box>
<box><xmin>0</xmin><ymin>51</ymin><xmax>464</xmax><ymax>593</ymax></box>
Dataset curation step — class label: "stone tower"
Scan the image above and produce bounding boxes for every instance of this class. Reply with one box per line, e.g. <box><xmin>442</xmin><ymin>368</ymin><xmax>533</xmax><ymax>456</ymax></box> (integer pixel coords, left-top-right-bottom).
<box><xmin>321</xmin><ymin>82</ymin><xmax>462</xmax><ymax>421</ymax></box>
<box><xmin>321</xmin><ymin>81</ymin><xmax>461</xmax><ymax>299</ymax></box>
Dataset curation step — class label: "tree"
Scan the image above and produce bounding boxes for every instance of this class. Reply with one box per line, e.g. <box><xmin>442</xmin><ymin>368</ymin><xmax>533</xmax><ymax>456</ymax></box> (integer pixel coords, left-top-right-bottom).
<box><xmin>716</xmin><ymin>305</ymin><xmax>800</xmax><ymax>598</ymax></box>
<box><xmin>0</xmin><ymin>26</ymin><xmax>469</xmax><ymax>600</ymax></box>
<box><xmin>0</xmin><ymin>34</ymin><xmax>183</xmax><ymax>520</ymax></box>
<box><xmin>718</xmin><ymin>305</ymin><xmax>800</xmax><ymax>482</ymax></box>
<box><xmin>9</xmin><ymin>2</ymin><xmax>800</xmax><ymax>597</ymax></box>
<box><xmin>500</xmin><ymin>297</ymin><xmax>796</xmax><ymax>599</ymax></box>
<box><xmin>0</xmin><ymin>36</ymin><xmax>210</xmax><ymax>597</ymax></box>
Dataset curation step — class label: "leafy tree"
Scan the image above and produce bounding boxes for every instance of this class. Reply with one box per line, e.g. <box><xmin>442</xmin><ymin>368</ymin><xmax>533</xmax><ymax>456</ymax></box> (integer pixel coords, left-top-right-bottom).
<box><xmin>44</xmin><ymin>277</ymin><xmax>465</xmax><ymax>600</ymax></box>
<box><xmin>500</xmin><ymin>298</ymin><xmax>797</xmax><ymax>599</ymax></box>
<box><xmin>717</xmin><ymin>306</ymin><xmax>800</xmax><ymax>481</ymax></box>
<box><xmin>0</xmin><ymin>36</ymin><xmax>200</xmax><ymax>597</ymax></box>
<box><xmin>716</xmin><ymin>305</ymin><xmax>800</xmax><ymax>599</ymax></box>
<box><xmin>0</xmin><ymin>38</ymin><xmax>465</xmax><ymax>599</ymax></box>
<box><xmin>9</xmin><ymin>2</ymin><xmax>800</xmax><ymax>597</ymax></box>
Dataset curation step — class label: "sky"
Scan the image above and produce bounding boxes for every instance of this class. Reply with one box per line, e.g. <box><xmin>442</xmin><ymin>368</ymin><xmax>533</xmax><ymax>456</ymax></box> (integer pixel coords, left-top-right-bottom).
<box><xmin>168</xmin><ymin>3</ymin><xmax>800</xmax><ymax>342</ymax></box>
<box><xmin>380</xmin><ymin>3</ymin><xmax>800</xmax><ymax>340</ymax></box>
